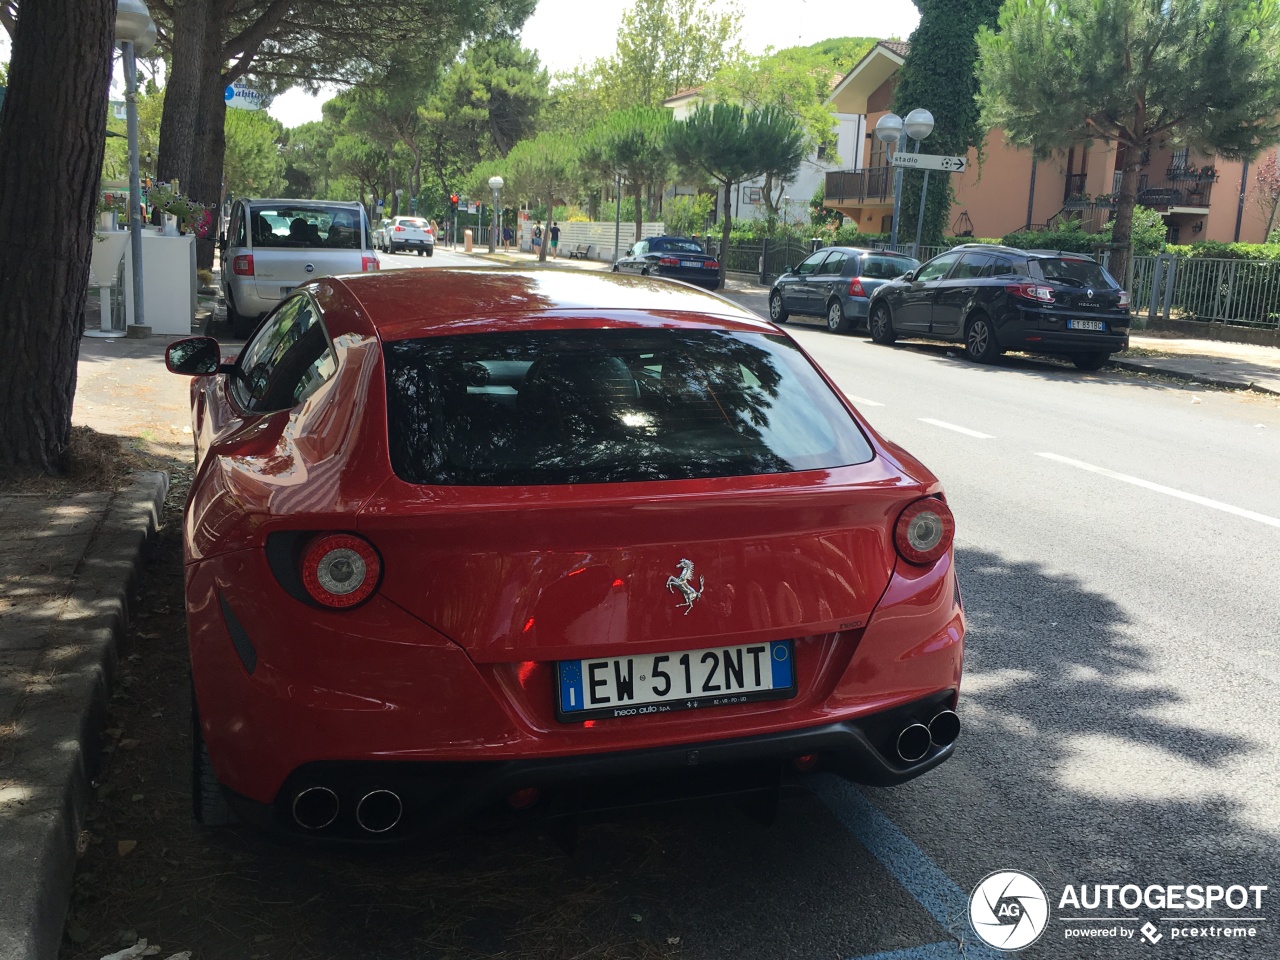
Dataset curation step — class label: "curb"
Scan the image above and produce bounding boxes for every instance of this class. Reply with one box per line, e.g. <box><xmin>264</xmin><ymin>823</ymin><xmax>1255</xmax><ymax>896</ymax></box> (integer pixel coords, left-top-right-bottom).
<box><xmin>0</xmin><ymin>471</ymin><xmax>169</xmax><ymax>960</ymax></box>
<box><xmin>1109</xmin><ymin>358</ymin><xmax>1280</xmax><ymax>396</ymax></box>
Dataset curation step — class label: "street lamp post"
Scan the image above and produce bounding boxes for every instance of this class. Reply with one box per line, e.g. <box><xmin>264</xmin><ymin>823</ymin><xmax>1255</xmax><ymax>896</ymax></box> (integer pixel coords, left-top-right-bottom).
<box><xmin>488</xmin><ymin>176</ymin><xmax>504</xmax><ymax>253</ymax></box>
<box><xmin>114</xmin><ymin>0</ymin><xmax>155</xmax><ymax>337</ymax></box>
<box><xmin>875</xmin><ymin>108</ymin><xmax>935</xmax><ymax>252</ymax></box>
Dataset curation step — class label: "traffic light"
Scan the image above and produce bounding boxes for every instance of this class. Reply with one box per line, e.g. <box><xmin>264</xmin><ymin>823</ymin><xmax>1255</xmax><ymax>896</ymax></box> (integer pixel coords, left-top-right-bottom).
<box><xmin>450</xmin><ymin>193</ymin><xmax>459</xmax><ymax>211</ymax></box>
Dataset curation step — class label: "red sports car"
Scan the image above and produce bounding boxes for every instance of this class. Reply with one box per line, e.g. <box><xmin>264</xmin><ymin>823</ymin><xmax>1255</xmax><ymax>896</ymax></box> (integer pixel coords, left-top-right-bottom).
<box><xmin>166</xmin><ymin>267</ymin><xmax>964</xmax><ymax>840</ymax></box>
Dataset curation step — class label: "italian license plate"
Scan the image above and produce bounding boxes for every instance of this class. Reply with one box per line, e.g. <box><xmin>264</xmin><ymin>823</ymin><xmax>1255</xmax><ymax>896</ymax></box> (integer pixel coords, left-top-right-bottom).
<box><xmin>1068</xmin><ymin>319</ymin><xmax>1106</xmax><ymax>331</ymax></box>
<box><xmin>280</xmin><ymin>286</ymin><xmax>294</xmax><ymax>296</ymax></box>
<box><xmin>557</xmin><ymin>640</ymin><xmax>796</xmax><ymax>721</ymax></box>
<box><xmin>682</xmin><ymin>261</ymin><xmax>703</xmax><ymax>268</ymax></box>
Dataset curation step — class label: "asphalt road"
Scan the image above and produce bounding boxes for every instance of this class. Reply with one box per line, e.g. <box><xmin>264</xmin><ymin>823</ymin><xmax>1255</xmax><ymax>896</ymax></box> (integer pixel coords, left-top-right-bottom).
<box><xmin>715</xmin><ymin>295</ymin><xmax>1280</xmax><ymax>958</ymax></box>
<box><xmin>63</xmin><ymin>264</ymin><xmax>1280</xmax><ymax>960</ymax></box>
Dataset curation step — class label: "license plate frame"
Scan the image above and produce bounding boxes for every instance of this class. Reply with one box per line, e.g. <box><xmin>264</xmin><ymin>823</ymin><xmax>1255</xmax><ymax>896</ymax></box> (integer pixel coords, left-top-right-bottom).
<box><xmin>556</xmin><ymin>640</ymin><xmax>796</xmax><ymax>722</ymax></box>
<box><xmin>1067</xmin><ymin>318</ymin><xmax>1107</xmax><ymax>331</ymax></box>
<box><xmin>681</xmin><ymin>261</ymin><xmax>704</xmax><ymax>269</ymax></box>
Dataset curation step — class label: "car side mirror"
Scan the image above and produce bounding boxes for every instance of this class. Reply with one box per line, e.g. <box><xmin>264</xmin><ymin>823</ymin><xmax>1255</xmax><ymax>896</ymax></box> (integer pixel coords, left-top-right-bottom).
<box><xmin>166</xmin><ymin>336</ymin><xmax>226</xmax><ymax>376</ymax></box>
<box><xmin>784</xmin><ymin>265</ymin><xmax>794</xmax><ymax>274</ymax></box>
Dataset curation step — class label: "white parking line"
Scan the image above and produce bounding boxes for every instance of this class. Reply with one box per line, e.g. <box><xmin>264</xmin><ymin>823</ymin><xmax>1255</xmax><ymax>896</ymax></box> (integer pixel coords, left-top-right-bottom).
<box><xmin>1038</xmin><ymin>453</ymin><xmax>1280</xmax><ymax>529</ymax></box>
<box><xmin>845</xmin><ymin>394</ymin><xmax>885</xmax><ymax>407</ymax></box>
<box><xmin>918</xmin><ymin>418</ymin><xmax>994</xmax><ymax>439</ymax></box>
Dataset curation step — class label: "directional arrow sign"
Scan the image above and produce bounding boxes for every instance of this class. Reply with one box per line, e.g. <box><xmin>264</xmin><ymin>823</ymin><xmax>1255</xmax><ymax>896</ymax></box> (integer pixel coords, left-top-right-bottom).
<box><xmin>890</xmin><ymin>153</ymin><xmax>969</xmax><ymax>173</ymax></box>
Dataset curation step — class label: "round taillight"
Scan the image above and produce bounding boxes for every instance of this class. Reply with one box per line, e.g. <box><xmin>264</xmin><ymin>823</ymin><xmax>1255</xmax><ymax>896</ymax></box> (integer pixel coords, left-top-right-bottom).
<box><xmin>301</xmin><ymin>534</ymin><xmax>381</xmax><ymax>608</ymax></box>
<box><xmin>893</xmin><ymin>497</ymin><xmax>955</xmax><ymax>566</ymax></box>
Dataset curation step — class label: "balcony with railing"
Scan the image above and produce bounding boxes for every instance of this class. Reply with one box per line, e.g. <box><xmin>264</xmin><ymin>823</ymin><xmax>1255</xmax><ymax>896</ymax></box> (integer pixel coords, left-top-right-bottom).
<box><xmin>824</xmin><ymin>166</ymin><xmax>895</xmax><ymax>205</ymax></box>
<box><xmin>1113</xmin><ymin>166</ymin><xmax>1216</xmax><ymax>210</ymax></box>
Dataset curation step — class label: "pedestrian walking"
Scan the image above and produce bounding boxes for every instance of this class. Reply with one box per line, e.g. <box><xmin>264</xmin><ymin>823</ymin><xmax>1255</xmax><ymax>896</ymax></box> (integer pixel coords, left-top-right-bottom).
<box><xmin>532</xmin><ymin>221</ymin><xmax>543</xmax><ymax>253</ymax></box>
<box><xmin>502</xmin><ymin>224</ymin><xmax>513</xmax><ymax>252</ymax></box>
<box><xmin>549</xmin><ymin>222</ymin><xmax>561</xmax><ymax>259</ymax></box>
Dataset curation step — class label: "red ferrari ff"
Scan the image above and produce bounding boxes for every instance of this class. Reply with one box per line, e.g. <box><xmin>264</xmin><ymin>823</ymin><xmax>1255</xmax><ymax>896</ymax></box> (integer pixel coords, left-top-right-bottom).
<box><xmin>166</xmin><ymin>267</ymin><xmax>964</xmax><ymax>840</ymax></box>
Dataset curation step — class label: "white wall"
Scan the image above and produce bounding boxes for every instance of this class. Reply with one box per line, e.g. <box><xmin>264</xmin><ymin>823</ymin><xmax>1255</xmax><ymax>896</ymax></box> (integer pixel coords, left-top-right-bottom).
<box><xmin>518</xmin><ymin>221</ymin><xmax>667</xmax><ymax>262</ymax></box>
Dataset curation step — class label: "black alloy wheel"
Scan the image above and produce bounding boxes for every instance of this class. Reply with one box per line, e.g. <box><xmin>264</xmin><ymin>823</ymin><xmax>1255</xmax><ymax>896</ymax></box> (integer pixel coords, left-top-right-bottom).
<box><xmin>769</xmin><ymin>291</ymin><xmax>790</xmax><ymax>323</ymax></box>
<box><xmin>869</xmin><ymin>303</ymin><xmax>896</xmax><ymax>343</ymax></box>
<box><xmin>965</xmin><ymin>314</ymin><xmax>1002</xmax><ymax>363</ymax></box>
<box><xmin>1072</xmin><ymin>351</ymin><xmax>1112</xmax><ymax>371</ymax></box>
<box><xmin>827</xmin><ymin>299</ymin><xmax>852</xmax><ymax>334</ymax></box>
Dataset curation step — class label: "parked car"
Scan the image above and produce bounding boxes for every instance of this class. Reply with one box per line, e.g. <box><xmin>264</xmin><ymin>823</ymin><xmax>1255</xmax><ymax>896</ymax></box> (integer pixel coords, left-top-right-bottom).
<box><xmin>866</xmin><ymin>244</ymin><xmax>1131</xmax><ymax>369</ymax></box>
<box><xmin>384</xmin><ymin>216</ymin><xmax>434</xmax><ymax>256</ymax></box>
<box><xmin>165</xmin><ymin>268</ymin><xmax>964</xmax><ymax>841</ymax></box>
<box><xmin>769</xmin><ymin>247</ymin><xmax>919</xmax><ymax>333</ymax></box>
<box><xmin>372</xmin><ymin>218</ymin><xmax>392</xmax><ymax>252</ymax></box>
<box><xmin>220</xmin><ymin>198</ymin><xmax>377</xmax><ymax>338</ymax></box>
<box><xmin>612</xmin><ymin>235</ymin><xmax>721</xmax><ymax>290</ymax></box>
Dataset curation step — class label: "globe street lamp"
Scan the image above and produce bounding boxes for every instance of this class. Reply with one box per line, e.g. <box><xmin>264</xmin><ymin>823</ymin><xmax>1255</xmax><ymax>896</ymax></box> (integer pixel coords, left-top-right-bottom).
<box><xmin>115</xmin><ymin>0</ymin><xmax>155</xmax><ymax>337</ymax></box>
<box><xmin>488</xmin><ymin>175</ymin><xmax>504</xmax><ymax>253</ymax></box>
<box><xmin>875</xmin><ymin>108</ymin><xmax>934</xmax><ymax>251</ymax></box>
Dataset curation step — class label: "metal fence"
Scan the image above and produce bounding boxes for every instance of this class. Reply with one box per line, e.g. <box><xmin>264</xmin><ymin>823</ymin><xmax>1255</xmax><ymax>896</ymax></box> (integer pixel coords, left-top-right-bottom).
<box><xmin>1130</xmin><ymin>255</ymin><xmax>1280</xmax><ymax>329</ymax></box>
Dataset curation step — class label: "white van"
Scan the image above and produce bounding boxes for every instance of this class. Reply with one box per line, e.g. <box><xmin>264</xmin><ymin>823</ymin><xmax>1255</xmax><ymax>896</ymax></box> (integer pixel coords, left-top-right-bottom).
<box><xmin>221</xmin><ymin>198</ymin><xmax>377</xmax><ymax>337</ymax></box>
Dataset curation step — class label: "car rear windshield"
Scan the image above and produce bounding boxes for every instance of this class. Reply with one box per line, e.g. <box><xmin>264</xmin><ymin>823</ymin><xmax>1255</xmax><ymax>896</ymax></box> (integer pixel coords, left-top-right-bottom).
<box><xmin>384</xmin><ymin>329</ymin><xmax>873</xmax><ymax>485</ymax></box>
<box><xmin>397</xmin><ymin>219</ymin><xmax>429</xmax><ymax>228</ymax></box>
<box><xmin>1032</xmin><ymin>257</ymin><xmax>1115</xmax><ymax>288</ymax></box>
<box><xmin>861</xmin><ymin>255</ymin><xmax>916</xmax><ymax>279</ymax></box>
<box><xmin>250</xmin><ymin>205</ymin><xmax>362</xmax><ymax>249</ymax></box>
<box><xmin>652</xmin><ymin>239</ymin><xmax>704</xmax><ymax>254</ymax></box>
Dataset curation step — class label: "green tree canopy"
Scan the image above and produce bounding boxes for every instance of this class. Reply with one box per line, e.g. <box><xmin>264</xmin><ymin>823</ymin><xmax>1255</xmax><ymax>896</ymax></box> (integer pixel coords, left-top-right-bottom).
<box><xmin>668</xmin><ymin>103</ymin><xmax>806</xmax><ymax>283</ymax></box>
<box><xmin>224</xmin><ymin>108</ymin><xmax>287</xmax><ymax>197</ymax></box>
<box><xmin>978</xmin><ymin>0</ymin><xmax>1280</xmax><ymax>280</ymax></box>
<box><xmin>581</xmin><ymin>107</ymin><xmax>675</xmax><ymax>241</ymax></box>
<box><xmin>503</xmin><ymin>133</ymin><xmax>580</xmax><ymax>260</ymax></box>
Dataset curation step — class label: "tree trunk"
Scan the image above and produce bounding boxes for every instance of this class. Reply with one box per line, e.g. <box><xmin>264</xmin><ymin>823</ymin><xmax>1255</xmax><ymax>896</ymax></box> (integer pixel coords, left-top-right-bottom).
<box><xmin>718</xmin><ymin>179</ymin><xmax>733</xmax><ymax>288</ymax></box>
<box><xmin>0</xmin><ymin>0</ymin><xmax>115</xmax><ymax>476</ymax></box>
<box><xmin>1109</xmin><ymin>154</ymin><xmax>1143</xmax><ymax>290</ymax></box>
<box><xmin>188</xmin><ymin>28</ymin><xmax>229</xmax><ymax>271</ymax></box>
<box><xmin>156</xmin><ymin>0</ymin><xmax>210</xmax><ymax>189</ymax></box>
<box><xmin>633</xmin><ymin>181</ymin><xmax>644</xmax><ymax>242</ymax></box>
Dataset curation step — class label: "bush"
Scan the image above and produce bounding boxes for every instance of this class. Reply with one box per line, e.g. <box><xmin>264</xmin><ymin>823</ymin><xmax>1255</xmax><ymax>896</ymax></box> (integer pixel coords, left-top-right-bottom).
<box><xmin>999</xmin><ymin>222</ymin><xmax>1099</xmax><ymax>253</ymax></box>
<box><xmin>664</xmin><ymin>194</ymin><xmax>714</xmax><ymax>237</ymax></box>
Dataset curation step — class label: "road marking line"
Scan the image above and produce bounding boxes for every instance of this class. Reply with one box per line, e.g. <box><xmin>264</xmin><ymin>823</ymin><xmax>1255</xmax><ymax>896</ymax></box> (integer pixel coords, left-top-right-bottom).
<box><xmin>846</xmin><ymin>394</ymin><xmax>885</xmax><ymax>407</ymax></box>
<box><xmin>918</xmin><ymin>418</ymin><xmax>994</xmax><ymax>439</ymax></box>
<box><xmin>815</xmin><ymin>776</ymin><xmax>1004</xmax><ymax>959</ymax></box>
<box><xmin>1038</xmin><ymin>453</ymin><xmax>1280</xmax><ymax>529</ymax></box>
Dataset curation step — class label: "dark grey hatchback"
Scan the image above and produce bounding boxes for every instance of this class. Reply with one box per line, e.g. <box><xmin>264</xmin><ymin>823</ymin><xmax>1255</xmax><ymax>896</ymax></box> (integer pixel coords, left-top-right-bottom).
<box><xmin>866</xmin><ymin>244</ymin><xmax>1131</xmax><ymax>369</ymax></box>
<box><xmin>769</xmin><ymin>247</ymin><xmax>919</xmax><ymax>333</ymax></box>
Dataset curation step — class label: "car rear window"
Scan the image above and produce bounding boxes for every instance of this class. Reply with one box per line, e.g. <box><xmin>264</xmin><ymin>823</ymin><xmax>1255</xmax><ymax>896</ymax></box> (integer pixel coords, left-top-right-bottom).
<box><xmin>861</xmin><ymin>255</ymin><xmax>916</xmax><ymax>279</ymax></box>
<box><xmin>1032</xmin><ymin>257</ymin><xmax>1115</xmax><ymax>288</ymax></box>
<box><xmin>652</xmin><ymin>239</ymin><xmax>704</xmax><ymax>254</ymax></box>
<box><xmin>384</xmin><ymin>329</ymin><xmax>874</xmax><ymax>485</ymax></box>
<box><xmin>250</xmin><ymin>204</ymin><xmax>362</xmax><ymax>249</ymax></box>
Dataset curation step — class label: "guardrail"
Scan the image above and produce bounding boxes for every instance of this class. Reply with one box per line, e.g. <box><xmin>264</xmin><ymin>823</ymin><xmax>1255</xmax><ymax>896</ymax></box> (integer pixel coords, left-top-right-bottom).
<box><xmin>1131</xmin><ymin>255</ymin><xmax>1280</xmax><ymax>329</ymax></box>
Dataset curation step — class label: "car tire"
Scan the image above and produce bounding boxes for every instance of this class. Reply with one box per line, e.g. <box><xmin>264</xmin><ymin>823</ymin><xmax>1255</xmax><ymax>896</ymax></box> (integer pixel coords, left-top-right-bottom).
<box><xmin>417</xmin><ymin>249</ymin><xmax>423</xmax><ymax>256</ymax></box>
<box><xmin>641</xmin><ymin>268</ymin><xmax>650</xmax><ymax>277</ymax></box>
<box><xmin>869</xmin><ymin>303</ymin><xmax>896</xmax><ymax>343</ymax></box>
<box><xmin>826</xmin><ymin>299</ymin><xmax>852</xmax><ymax>334</ymax></box>
<box><xmin>612</xmin><ymin>264</ymin><xmax>620</xmax><ymax>272</ymax></box>
<box><xmin>425</xmin><ymin>247</ymin><xmax>433</xmax><ymax>258</ymax></box>
<box><xmin>191</xmin><ymin>687</ymin><xmax>234</xmax><ymax>827</ymax></box>
<box><xmin>225</xmin><ymin>290</ymin><xmax>255</xmax><ymax>340</ymax></box>
<box><xmin>1072</xmin><ymin>351</ymin><xmax>1112</xmax><ymax>371</ymax></box>
<box><xmin>768</xmin><ymin>291</ymin><xmax>789</xmax><ymax>324</ymax></box>
<box><xmin>965</xmin><ymin>314</ymin><xmax>1003</xmax><ymax>363</ymax></box>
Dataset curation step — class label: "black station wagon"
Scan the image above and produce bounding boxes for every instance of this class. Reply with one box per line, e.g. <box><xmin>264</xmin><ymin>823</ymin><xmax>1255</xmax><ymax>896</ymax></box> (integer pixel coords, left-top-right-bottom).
<box><xmin>866</xmin><ymin>244</ymin><xmax>1131</xmax><ymax>369</ymax></box>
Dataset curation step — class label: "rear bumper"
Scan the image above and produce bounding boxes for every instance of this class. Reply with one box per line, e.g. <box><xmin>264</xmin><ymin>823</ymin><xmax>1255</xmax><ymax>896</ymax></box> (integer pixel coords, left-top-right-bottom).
<box><xmin>1010</xmin><ymin>329</ymin><xmax>1130</xmax><ymax>353</ymax></box>
<box><xmin>656</xmin><ymin>266</ymin><xmax>720</xmax><ymax>288</ymax></box>
<box><xmin>226</xmin><ymin>690</ymin><xmax>958</xmax><ymax>842</ymax></box>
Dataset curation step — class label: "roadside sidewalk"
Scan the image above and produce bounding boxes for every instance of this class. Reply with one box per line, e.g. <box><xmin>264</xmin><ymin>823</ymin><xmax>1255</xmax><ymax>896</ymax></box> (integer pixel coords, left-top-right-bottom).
<box><xmin>0</xmin><ymin>473</ymin><xmax>168</xmax><ymax>960</ymax></box>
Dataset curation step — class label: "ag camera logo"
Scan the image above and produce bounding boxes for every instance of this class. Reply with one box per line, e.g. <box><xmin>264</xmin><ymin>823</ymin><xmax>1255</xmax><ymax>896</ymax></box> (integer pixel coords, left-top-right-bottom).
<box><xmin>970</xmin><ymin>870</ymin><xmax>1050</xmax><ymax>951</ymax></box>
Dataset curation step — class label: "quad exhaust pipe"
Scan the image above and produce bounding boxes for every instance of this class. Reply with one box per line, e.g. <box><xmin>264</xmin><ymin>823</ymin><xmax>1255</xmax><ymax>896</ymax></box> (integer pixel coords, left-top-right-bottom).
<box><xmin>896</xmin><ymin>710</ymin><xmax>961</xmax><ymax>762</ymax></box>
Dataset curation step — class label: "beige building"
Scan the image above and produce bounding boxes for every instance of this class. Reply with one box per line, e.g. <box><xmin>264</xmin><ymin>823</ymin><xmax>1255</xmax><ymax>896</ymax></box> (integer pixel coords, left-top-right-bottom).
<box><xmin>824</xmin><ymin>42</ymin><xmax>1273</xmax><ymax>245</ymax></box>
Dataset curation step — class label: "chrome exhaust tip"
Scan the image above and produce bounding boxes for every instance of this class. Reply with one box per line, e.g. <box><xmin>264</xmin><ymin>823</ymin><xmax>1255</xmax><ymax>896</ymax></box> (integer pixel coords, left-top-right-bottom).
<box><xmin>896</xmin><ymin>723</ymin><xmax>932</xmax><ymax>763</ymax></box>
<box><xmin>355</xmin><ymin>789</ymin><xmax>403</xmax><ymax>834</ymax></box>
<box><xmin>928</xmin><ymin>710</ymin><xmax>961</xmax><ymax>748</ymax></box>
<box><xmin>292</xmin><ymin>786</ymin><xmax>339</xmax><ymax>830</ymax></box>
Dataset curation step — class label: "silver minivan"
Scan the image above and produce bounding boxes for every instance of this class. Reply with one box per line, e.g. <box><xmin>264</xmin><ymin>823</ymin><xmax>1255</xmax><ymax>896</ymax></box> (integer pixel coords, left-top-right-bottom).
<box><xmin>220</xmin><ymin>198</ymin><xmax>377</xmax><ymax>337</ymax></box>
